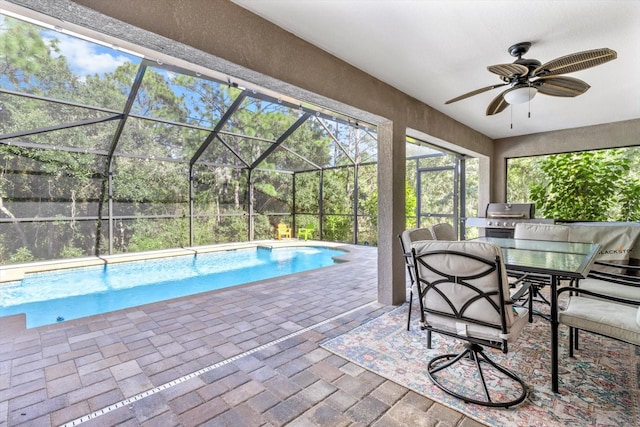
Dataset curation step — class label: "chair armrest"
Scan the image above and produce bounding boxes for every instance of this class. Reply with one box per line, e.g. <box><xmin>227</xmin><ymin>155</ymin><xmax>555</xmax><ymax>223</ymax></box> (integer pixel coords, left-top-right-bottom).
<box><xmin>557</xmin><ymin>285</ymin><xmax>640</xmax><ymax>306</ymax></box>
<box><xmin>588</xmin><ymin>271</ymin><xmax>640</xmax><ymax>287</ymax></box>
<box><xmin>510</xmin><ymin>282</ymin><xmax>531</xmax><ymax>302</ymax></box>
<box><xmin>594</xmin><ymin>260</ymin><xmax>640</xmax><ymax>271</ymax></box>
<box><xmin>506</xmin><ymin>270</ymin><xmax>527</xmax><ymax>284</ymax></box>
<box><xmin>588</xmin><ymin>262</ymin><xmax>640</xmax><ymax>287</ymax></box>
<box><xmin>507</xmin><ymin>270</ymin><xmax>552</xmax><ymax>287</ymax></box>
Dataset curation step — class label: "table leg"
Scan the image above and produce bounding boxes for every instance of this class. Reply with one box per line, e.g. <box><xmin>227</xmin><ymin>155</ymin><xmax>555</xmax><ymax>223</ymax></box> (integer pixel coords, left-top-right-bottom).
<box><xmin>550</xmin><ymin>275</ymin><xmax>559</xmax><ymax>393</ymax></box>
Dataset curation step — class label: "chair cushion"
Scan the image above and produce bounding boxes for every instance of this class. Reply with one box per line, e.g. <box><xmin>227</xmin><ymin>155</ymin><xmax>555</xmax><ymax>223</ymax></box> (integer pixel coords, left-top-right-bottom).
<box><xmin>401</xmin><ymin>228</ymin><xmax>434</xmax><ymax>291</ymax></box>
<box><xmin>559</xmin><ymin>297</ymin><xmax>640</xmax><ymax>346</ymax></box>
<box><xmin>401</xmin><ymin>228</ymin><xmax>433</xmax><ymax>249</ymax></box>
<box><xmin>579</xmin><ymin>277</ymin><xmax>640</xmax><ymax>302</ymax></box>
<box><xmin>429</xmin><ymin>223</ymin><xmax>456</xmax><ymax>241</ymax></box>
<box><xmin>427</xmin><ymin>305</ymin><xmax>529</xmax><ymax>343</ymax></box>
<box><xmin>411</xmin><ymin>240</ymin><xmax>520</xmax><ymax>329</ymax></box>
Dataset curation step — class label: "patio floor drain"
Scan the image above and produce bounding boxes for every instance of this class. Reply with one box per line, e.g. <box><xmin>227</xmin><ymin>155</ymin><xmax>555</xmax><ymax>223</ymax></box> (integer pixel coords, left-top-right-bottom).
<box><xmin>59</xmin><ymin>301</ymin><xmax>378</xmax><ymax>426</ymax></box>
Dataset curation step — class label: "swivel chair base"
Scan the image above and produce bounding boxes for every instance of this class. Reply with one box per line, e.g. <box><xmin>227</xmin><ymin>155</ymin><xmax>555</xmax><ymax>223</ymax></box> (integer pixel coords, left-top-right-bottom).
<box><xmin>427</xmin><ymin>342</ymin><xmax>528</xmax><ymax>408</ymax></box>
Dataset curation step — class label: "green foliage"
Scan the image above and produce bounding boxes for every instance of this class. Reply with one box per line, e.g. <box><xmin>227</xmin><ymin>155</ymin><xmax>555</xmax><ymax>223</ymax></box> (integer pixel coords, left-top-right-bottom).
<box><xmin>506</xmin><ymin>157</ymin><xmax>545</xmax><ymax>203</ymax></box>
<box><xmin>294</xmin><ymin>171</ymin><xmax>320</xmax><ymax>213</ymax></box>
<box><xmin>323</xmin><ymin>215</ymin><xmax>352</xmax><ymax>242</ymax></box>
<box><xmin>123</xmin><ymin>218</ymin><xmax>188</xmax><ymax>252</ymax></box>
<box><xmin>529</xmin><ymin>150</ymin><xmax>635</xmax><ymax>221</ymax></box>
<box><xmin>0</xmin><ymin>15</ymin><xmax>380</xmax><ymax>263</ymax></box>
<box><xmin>405</xmin><ymin>181</ymin><xmax>417</xmax><ymax>228</ymax></box>
<box><xmin>8</xmin><ymin>247</ymin><xmax>35</xmax><ymax>264</ymax></box>
<box><xmin>362</xmin><ymin>191</ymin><xmax>377</xmax><ymax>226</ymax></box>
<box><xmin>214</xmin><ymin>214</ymin><xmax>249</xmax><ymax>243</ymax></box>
<box><xmin>127</xmin><ymin>235</ymin><xmax>168</xmax><ymax>253</ymax></box>
<box><xmin>363</xmin><ymin>180</ymin><xmax>415</xmax><ymax>229</ymax></box>
<box><xmin>405</xmin><ymin>147</ymin><xmax>472</xmax><ymax>227</ymax></box>
<box><xmin>60</xmin><ymin>246</ymin><xmax>86</xmax><ymax>259</ymax></box>
<box><xmin>464</xmin><ymin>157</ymin><xmax>479</xmax><ymax>217</ymax></box>
<box><xmin>251</xmin><ymin>215</ymin><xmax>272</xmax><ymax>240</ymax></box>
<box><xmin>618</xmin><ymin>182</ymin><xmax>640</xmax><ymax>221</ymax></box>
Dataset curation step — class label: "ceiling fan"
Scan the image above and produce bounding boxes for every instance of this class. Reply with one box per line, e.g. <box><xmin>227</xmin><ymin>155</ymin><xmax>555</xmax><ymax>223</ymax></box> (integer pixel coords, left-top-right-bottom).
<box><xmin>445</xmin><ymin>42</ymin><xmax>617</xmax><ymax>115</ymax></box>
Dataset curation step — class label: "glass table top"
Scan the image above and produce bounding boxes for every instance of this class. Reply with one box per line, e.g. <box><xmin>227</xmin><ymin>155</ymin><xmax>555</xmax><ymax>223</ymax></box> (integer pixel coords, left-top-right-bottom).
<box><xmin>473</xmin><ymin>237</ymin><xmax>600</xmax><ymax>278</ymax></box>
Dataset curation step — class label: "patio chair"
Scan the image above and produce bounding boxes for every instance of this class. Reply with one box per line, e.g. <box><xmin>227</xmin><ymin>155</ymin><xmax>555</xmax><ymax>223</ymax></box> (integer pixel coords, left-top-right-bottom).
<box><xmin>571</xmin><ymin>260</ymin><xmax>640</xmax><ymax>351</ymax></box>
<box><xmin>429</xmin><ymin>223</ymin><xmax>457</xmax><ymax>240</ymax></box>
<box><xmin>412</xmin><ymin>240</ymin><xmax>529</xmax><ymax>407</ymax></box>
<box><xmin>297</xmin><ymin>223</ymin><xmax>314</xmax><ymax>241</ymax></box>
<box><xmin>513</xmin><ymin>222</ymin><xmax>571</xmax><ymax>322</ymax></box>
<box><xmin>554</xmin><ymin>285</ymin><xmax>640</xmax><ymax>392</ymax></box>
<box><xmin>276</xmin><ymin>222</ymin><xmax>291</xmax><ymax>239</ymax></box>
<box><xmin>399</xmin><ymin>228</ymin><xmax>434</xmax><ymax>330</ymax></box>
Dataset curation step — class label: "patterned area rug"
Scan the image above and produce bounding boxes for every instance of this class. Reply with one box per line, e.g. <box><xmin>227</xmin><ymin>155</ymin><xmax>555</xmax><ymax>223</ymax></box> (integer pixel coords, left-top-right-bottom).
<box><xmin>322</xmin><ymin>305</ymin><xmax>639</xmax><ymax>427</ymax></box>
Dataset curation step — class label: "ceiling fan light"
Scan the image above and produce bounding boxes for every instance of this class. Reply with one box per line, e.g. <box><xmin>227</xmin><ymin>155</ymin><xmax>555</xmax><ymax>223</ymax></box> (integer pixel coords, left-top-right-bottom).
<box><xmin>504</xmin><ymin>86</ymin><xmax>537</xmax><ymax>104</ymax></box>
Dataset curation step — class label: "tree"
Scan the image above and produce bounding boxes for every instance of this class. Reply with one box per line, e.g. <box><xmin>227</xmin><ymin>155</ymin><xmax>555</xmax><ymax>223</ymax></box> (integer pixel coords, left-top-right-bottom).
<box><xmin>529</xmin><ymin>150</ymin><xmax>630</xmax><ymax>221</ymax></box>
<box><xmin>618</xmin><ymin>182</ymin><xmax>640</xmax><ymax>221</ymax></box>
<box><xmin>363</xmin><ymin>180</ymin><xmax>416</xmax><ymax>230</ymax></box>
<box><xmin>0</xmin><ymin>15</ymin><xmax>381</xmax><ymax>263</ymax></box>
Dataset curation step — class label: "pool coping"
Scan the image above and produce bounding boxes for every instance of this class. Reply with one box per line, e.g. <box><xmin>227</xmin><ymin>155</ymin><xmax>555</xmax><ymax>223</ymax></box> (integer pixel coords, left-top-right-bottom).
<box><xmin>0</xmin><ymin>239</ymin><xmax>347</xmax><ymax>283</ymax></box>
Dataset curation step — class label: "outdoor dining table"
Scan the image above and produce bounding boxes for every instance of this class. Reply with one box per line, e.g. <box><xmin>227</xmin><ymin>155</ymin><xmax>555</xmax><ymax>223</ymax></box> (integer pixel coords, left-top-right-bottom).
<box><xmin>472</xmin><ymin>236</ymin><xmax>601</xmax><ymax>393</ymax></box>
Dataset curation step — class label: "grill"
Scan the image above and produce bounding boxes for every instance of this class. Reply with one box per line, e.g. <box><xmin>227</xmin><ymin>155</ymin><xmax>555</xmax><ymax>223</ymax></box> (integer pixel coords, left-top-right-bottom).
<box><xmin>466</xmin><ymin>203</ymin><xmax>554</xmax><ymax>238</ymax></box>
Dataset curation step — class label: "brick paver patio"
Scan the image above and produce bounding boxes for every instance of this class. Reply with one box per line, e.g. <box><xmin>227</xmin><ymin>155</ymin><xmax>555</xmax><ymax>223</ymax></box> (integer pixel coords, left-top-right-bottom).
<box><xmin>0</xmin><ymin>244</ymin><xmax>483</xmax><ymax>426</ymax></box>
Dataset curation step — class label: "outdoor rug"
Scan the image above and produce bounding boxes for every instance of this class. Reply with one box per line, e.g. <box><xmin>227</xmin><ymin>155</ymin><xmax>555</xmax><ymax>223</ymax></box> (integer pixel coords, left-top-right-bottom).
<box><xmin>321</xmin><ymin>304</ymin><xmax>639</xmax><ymax>426</ymax></box>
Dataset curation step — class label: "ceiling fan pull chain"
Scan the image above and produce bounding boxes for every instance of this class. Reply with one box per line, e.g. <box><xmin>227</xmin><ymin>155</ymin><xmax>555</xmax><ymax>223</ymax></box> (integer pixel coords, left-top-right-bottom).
<box><xmin>510</xmin><ymin>105</ymin><xmax>513</xmax><ymax>129</ymax></box>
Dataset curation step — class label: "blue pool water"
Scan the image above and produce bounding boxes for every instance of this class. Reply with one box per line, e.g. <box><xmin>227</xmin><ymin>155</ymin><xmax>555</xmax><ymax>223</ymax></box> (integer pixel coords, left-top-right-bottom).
<box><xmin>0</xmin><ymin>246</ymin><xmax>344</xmax><ymax>328</ymax></box>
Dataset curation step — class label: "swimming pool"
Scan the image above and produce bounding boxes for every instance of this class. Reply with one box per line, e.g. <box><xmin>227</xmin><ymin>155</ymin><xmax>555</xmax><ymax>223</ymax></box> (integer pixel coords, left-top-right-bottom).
<box><xmin>0</xmin><ymin>246</ymin><xmax>345</xmax><ymax>329</ymax></box>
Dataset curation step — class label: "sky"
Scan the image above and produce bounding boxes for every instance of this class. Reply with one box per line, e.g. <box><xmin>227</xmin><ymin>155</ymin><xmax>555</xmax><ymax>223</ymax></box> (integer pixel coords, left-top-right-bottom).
<box><xmin>1</xmin><ymin>13</ymin><xmax>139</xmax><ymax>77</ymax></box>
<box><xmin>44</xmin><ymin>31</ymin><xmax>138</xmax><ymax>77</ymax></box>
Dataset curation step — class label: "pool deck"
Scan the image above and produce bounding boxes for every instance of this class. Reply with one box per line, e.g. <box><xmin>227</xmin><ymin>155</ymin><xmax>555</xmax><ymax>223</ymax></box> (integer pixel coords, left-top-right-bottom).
<box><xmin>0</xmin><ymin>242</ymin><xmax>482</xmax><ymax>426</ymax></box>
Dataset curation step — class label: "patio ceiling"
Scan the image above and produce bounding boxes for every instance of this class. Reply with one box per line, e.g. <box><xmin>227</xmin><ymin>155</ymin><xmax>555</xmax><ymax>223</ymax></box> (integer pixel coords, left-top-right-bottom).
<box><xmin>231</xmin><ymin>0</ymin><xmax>640</xmax><ymax>140</ymax></box>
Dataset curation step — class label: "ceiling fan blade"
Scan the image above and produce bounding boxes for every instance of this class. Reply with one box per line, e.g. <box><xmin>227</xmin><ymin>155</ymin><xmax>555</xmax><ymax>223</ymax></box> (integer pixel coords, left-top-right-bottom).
<box><xmin>534</xmin><ymin>76</ymin><xmax>591</xmax><ymax>97</ymax></box>
<box><xmin>533</xmin><ymin>48</ymin><xmax>617</xmax><ymax>76</ymax></box>
<box><xmin>486</xmin><ymin>89</ymin><xmax>510</xmax><ymax>116</ymax></box>
<box><xmin>487</xmin><ymin>63</ymin><xmax>529</xmax><ymax>78</ymax></box>
<box><xmin>445</xmin><ymin>83</ymin><xmax>508</xmax><ymax>104</ymax></box>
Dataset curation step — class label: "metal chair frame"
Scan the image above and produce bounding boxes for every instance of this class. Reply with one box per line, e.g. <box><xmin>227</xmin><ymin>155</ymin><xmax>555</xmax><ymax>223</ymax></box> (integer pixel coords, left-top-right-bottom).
<box><xmin>398</xmin><ymin>234</ymin><xmax>423</xmax><ymax>330</ymax></box>
<box><xmin>398</xmin><ymin>228</ymin><xmax>435</xmax><ymax>331</ymax></box>
<box><xmin>412</xmin><ymin>247</ymin><xmax>528</xmax><ymax>408</ymax></box>
<box><xmin>509</xmin><ymin>271</ymin><xmax>555</xmax><ymax>322</ymax></box>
